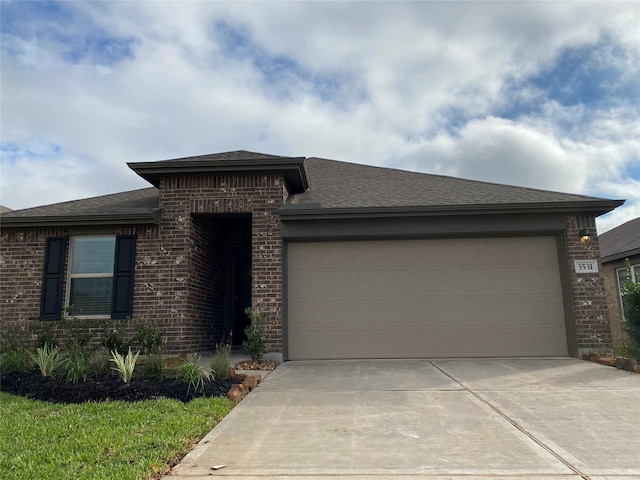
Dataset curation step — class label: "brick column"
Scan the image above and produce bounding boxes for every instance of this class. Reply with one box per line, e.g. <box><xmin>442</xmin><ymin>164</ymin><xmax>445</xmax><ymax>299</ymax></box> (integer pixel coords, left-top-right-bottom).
<box><xmin>565</xmin><ymin>215</ymin><xmax>612</xmax><ymax>356</ymax></box>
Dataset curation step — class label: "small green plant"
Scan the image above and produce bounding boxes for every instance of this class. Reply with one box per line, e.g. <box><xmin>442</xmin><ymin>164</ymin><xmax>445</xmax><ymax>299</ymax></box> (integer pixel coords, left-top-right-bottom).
<box><xmin>91</xmin><ymin>350</ymin><xmax>112</xmax><ymax>376</ymax></box>
<box><xmin>139</xmin><ymin>352</ymin><xmax>165</xmax><ymax>379</ymax></box>
<box><xmin>621</xmin><ymin>260</ymin><xmax>640</xmax><ymax>360</ymax></box>
<box><xmin>28</xmin><ymin>343</ymin><xmax>66</xmax><ymax>377</ymax></box>
<box><xmin>65</xmin><ymin>350</ymin><xmax>93</xmax><ymax>383</ymax></box>
<box><xmin>101</xmin><ymin>320</ymin><xmax>128</xmax><ymax>354</ymax></box>
<box><xmin>243</xmin><ymin>308</ymin><xmax>268</xmax><ymax>362</ymax></box>
<box><xmin>0</xmin><ymin>349</ymin><xmax>33</xmax><ymax>373</ymax></box>
<box><xmin>132</xmin><ymin>321</ymin><xmax>163</xmax><ymax>355</ymax></box>
<box><xmin>0</xmin><ymin>319</ymin><xmax>33</xmax><ymax>373</ymax></box>
<box><xmin>210</xmin><ymin>341</ymin><xmax>232</xmax><ymax>381</ymax></box>
<box><xmin>175</xmin><ymin>354</ymin><xmax>212</xmax><ymax>394</ymax></box>
<box><xmin>110</xmin><ymin>348</ymin><xmax>140</xmax><ymax>384</ymax></box>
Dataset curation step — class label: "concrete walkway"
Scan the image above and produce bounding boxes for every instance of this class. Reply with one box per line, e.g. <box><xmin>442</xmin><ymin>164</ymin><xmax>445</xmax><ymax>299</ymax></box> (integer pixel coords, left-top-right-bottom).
<box><xmin>164</xmin><ymin>358</ymin><xmax>640</xmax><ymax>480</ymax></box>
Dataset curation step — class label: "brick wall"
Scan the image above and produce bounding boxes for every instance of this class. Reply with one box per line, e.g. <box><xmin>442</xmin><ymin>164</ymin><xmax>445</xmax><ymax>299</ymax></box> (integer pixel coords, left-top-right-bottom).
<box><xmin>0</xmin><ymin>225</ymin><xmax>160</xmax><ymax>349</ymax></box>
<box><xmin>1</xmin><ymin>204</ymin><xmax>614</xmax><ymax>358</ymax></box>
<box><xmin>157</xmin><ymin>174</ymin><xmax>288</xmax><ymax>352</ymax></box>
<box><xmin>564</xmin><ymin>215</ymin><xmax>613</xmax><ymax>355</ymax></box>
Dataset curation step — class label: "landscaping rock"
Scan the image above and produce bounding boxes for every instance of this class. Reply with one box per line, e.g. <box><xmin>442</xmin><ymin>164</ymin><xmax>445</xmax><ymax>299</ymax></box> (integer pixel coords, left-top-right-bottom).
<box><xmin>624</xmin><ymin>358</ymin><xmax>638</xmax><ymax>372</ymax></box>
<box><xmin>599</xmin><ymin>356</ymin><xmax>616</xmax><ymax>367</ymax></box>
<box><xmin>615</xmin><ymin>357</ymin><xmax>626</xmax><ymax>369</ymax></box>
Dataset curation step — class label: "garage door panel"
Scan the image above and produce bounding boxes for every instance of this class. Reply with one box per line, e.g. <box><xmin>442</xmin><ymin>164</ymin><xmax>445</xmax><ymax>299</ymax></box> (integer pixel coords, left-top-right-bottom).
<box><xmin>287</xmin><ymin>237</ymin><xmax>567</xmax><ymax>359</ymax></box>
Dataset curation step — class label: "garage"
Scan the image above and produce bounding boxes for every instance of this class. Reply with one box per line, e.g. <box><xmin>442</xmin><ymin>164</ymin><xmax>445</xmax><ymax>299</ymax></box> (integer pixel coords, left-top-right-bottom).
<box><xmin>286</xmin><ymin>236</ymin><xmax>568</xmax><ymax>360</ymax></box>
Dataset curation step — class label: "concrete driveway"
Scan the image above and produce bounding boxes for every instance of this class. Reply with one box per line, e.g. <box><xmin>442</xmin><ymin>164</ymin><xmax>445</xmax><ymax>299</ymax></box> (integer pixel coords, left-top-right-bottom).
<box><xmin>166</xmin><ymin>358</ymin><xmax>640</xmax><ymax>480</ymax></box>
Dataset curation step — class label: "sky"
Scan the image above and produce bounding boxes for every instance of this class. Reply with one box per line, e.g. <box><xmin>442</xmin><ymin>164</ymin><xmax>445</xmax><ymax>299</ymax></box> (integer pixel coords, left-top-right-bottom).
<box><xmin>1</xmin><ymin>1</ymin><xmax>639</xmax><ymax>233</ymax></box>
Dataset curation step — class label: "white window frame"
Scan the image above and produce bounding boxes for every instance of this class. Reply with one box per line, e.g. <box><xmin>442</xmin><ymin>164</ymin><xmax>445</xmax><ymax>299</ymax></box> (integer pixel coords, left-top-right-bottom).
<box><xmin>616</xmin><ymin>263</ymin><xmax>640</xmax><ymax>318</ymax></box>
<box><xmin>65</xmin><ymin>235</ymin><xmax>116</xmax><ymax>318</ymax></box>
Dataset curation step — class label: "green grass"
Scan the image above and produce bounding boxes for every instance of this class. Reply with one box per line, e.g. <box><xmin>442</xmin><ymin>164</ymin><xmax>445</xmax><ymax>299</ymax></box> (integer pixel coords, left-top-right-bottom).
<box><xmin>0</xmin><ymin>392</ymin><xmax>233</xmax><ymax>480</ymax></box>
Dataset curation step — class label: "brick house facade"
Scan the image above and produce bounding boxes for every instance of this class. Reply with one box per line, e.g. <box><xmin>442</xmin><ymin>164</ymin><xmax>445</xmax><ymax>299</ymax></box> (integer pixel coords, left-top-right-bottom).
<box><xmin>0</xmin><ymin>151</ymin><xmax>623</xmax><ymax>358</ymax></box>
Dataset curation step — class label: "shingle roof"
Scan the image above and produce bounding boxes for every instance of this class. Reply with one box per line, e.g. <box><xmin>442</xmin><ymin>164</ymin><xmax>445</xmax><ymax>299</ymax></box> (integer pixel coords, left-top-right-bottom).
<box><xmin>1</xmin><ymin>188</ymin><xmax>159</xmax><ymax>227</ymax></box>
<box><xmin>287</xmin><ymin>157</ymin><xmax>619</xmax><ymax>209</ymax></box>
<box><xmin>599</xmin><ymin>217</ymin><xmax>640</xmax><ymax>262</ymax></box>
<box><xmin>1</xmin><ymin>151</ymin><xmax>624</xmax><ymax>227</ymax></box>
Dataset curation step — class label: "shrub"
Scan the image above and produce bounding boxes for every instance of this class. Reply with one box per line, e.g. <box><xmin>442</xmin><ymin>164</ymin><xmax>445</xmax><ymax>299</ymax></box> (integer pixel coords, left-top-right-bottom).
<box><xmin>110</xmin><ymin>348</ymin><xmax>140</xmax><ymax>384</ymax></box>
<box><xmin>101</xmin><ymin>320</ymin><xmax>128</xmax><ymax>355</ymax></box>
<box><xmin>62</xmin><ymin>312</ymin><xmax>94</xmax><ymax>354</ymax></box>
<box><xmin>132</xmin><ymin>321</ymin><xmax>163</xmax><ymax>355</ymax></box>
<box><xmin>243</xmin><ymin>308</ymin><xmax>268</xmax><ymax>362</ymax></box>
<box><xmin>29</xmin><ymin>322</ymin><xmax>59</xmax><ymax>349</ymax></box>
<box><xmin>28</xmin><ymin>343</ymin><xmax>66</xmax><ymax>377</ymax></box>
<box><xmin>621</xmin><ymin>261</ymin><xmax>640</xmax><ymax>360</ymax></box>
<box><xmin>175</xmin><ymin>354</ymin><xmax>212</xmax><ymax>394</ymax></box>
<box><xmin>210</xmin><ymin>341</ymin><xmax>232</xmax><ymax>381</ymax></box>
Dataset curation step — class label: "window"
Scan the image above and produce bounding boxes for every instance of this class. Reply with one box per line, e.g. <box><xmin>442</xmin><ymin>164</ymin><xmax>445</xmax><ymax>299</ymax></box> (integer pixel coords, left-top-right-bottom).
<box><xmin>617</xmin><ymin>264</ymin><xmax>640</xmax><ymax>319</ymax></box>
<box><xmin>40</xmin><ymin>235</ymin><xmax>136</xmax><ymax>321</ymax></box>
<box><xmin>68</xmin><ymin>236</ymin><xmax>116</xmax><ymax>316</ymax></box>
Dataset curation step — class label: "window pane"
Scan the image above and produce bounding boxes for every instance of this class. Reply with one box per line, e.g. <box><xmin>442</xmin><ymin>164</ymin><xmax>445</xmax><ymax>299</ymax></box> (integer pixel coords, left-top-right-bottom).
<box><xmin>617</xmin><ymin>268</ymin><xmax>629</xmax><ymax>294</ymax></box>
<box><xmin>69</xmin><ymin>278</ymin><xmax>112</xmax><ymax>316</ymax></box>
<box><xmin>71</xmin><ymin>237</ymin><xmax>116</xmax><ymax>274</ymax></box>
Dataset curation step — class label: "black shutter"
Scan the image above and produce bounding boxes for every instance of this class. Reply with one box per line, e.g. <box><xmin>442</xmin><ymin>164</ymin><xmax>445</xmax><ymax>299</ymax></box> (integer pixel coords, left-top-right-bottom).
<box><xmin>111</xmin><ymin>235</ymin><xmax>136</xmax><ymax>319</ymax></box>
<box><xmin>40</xmin><ymin>237</ymin><xmax>67</xmax><ymax>321</ymax></box>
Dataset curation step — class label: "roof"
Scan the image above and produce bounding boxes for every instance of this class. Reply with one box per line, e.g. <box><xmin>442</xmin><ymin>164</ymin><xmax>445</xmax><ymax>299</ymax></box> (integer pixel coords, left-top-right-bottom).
<box><xmin>1</xmin><ymin>151</ymin><xmax>624</xmax><ymax>227</ymax></box>
<box><xmin>0</xmin><ymin>188</ymin><xmax>159</xmax><ymax>227</ymax></box>
<box><xmin>128</xmin><ymin>150</ymin><xmax>309</xmax><ymax>193</ymax></box>
<box><xmin>281</xmin><ymin>157</ymin><xmax>623</xmax><ymax>218</ymax></box>
<box><xmin>599</xmin><ymin>217</ymin><xmax>640</xmax><ymax>263</ymax></box>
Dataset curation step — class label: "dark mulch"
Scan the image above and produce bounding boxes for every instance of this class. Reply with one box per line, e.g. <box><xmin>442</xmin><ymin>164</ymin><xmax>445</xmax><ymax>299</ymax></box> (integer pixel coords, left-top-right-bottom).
<box><xmin>0</xmin><ymin>371</ymin><xmax>234</xmax><ymax>404</ymax></box>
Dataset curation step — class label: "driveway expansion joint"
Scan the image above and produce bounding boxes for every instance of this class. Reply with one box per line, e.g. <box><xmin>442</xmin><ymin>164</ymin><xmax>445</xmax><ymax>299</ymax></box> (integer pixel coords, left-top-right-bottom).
<box><xmin>429</xmin><ymin>361</ymin><xmax>590</xmax><ymax>480</ymax></box>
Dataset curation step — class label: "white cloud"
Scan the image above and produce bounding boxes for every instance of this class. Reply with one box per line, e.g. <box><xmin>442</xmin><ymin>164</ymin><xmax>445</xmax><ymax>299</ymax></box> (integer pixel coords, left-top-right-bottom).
<box><xmin>0</xmin><ymin>1</ymin><xmax>638</xmax><ymax>231</ymax></box>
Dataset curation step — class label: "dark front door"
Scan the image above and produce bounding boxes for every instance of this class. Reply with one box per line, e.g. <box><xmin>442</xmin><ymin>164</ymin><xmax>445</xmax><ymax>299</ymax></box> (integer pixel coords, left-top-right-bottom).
<box><xmin>231</xmin><ymin>257</ymin><xmax>252</xmax><ymax>346</ymax></box>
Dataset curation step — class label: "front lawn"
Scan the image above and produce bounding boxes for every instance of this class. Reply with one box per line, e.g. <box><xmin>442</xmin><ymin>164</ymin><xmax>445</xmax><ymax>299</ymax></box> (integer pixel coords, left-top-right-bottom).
<box><xmin>0</xmin><ymin>392</ymin><xmax>233</xmax><ymax>480</ymax></box>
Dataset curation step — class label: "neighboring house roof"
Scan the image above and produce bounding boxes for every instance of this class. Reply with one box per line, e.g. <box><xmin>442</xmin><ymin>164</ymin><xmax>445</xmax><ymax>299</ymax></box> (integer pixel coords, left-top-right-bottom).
<box><xmin>1</xmin><ymin>150</ymin><xmax>624</xmax><ymax>228</ymax></box>
<box><xmin>599</xmin><ymin>217</ymin><xmax>640</xmax><ymax>263</ymax></box>
<box><xmin>0</xmin><ymin>205</ymin><xmax>13</xmax><ymax>214</ymax></box>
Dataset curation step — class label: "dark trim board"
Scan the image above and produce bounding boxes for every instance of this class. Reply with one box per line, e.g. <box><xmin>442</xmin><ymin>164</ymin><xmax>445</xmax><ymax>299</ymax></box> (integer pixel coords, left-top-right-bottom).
<box><xmin>281</xmin><ymin>212</ymin><xmax>568</xmax><ymax>241</ymax></box>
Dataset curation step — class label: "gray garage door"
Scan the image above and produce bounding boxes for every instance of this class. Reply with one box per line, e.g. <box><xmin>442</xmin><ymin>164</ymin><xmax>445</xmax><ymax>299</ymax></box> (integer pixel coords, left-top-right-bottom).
<box><xmin>286</xmin><ymin>237</ymin><xmax>567</xmax><ymax>360</ymax></box>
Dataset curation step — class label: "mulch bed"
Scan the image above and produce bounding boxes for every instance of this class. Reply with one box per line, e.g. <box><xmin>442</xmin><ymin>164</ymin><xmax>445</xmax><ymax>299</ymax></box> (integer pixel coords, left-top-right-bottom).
<box><xmin>0</xmin><ymin>371</ymin><xmax>234</xmax><ymax>404</ymax></box>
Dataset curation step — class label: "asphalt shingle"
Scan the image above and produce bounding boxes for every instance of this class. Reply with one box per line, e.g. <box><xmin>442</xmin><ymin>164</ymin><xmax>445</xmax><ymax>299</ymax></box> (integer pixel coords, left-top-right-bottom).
<box><xmin>599</xmin><ymin>217</ymin><xmax>640</xmax><ymax>260</ymax></box>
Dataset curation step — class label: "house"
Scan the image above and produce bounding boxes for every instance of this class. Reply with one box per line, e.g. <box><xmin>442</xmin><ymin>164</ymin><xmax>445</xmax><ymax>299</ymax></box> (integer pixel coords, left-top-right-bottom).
<box><xmin>599</xmin><ymin>217</ymin><xmax>640</xmax><ymax>350</ymax></box>
<box><xmin>0</xmin><ymin>150</ymin><xmax>624</xmax><ymax>360</ymax></box>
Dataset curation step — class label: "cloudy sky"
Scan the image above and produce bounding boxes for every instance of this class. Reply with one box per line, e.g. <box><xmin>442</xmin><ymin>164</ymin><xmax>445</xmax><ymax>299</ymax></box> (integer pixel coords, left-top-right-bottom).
<box><xmin>1</xmin><ymin>1</ymin><xmax>639</xmax><ymax>232</ymax></box>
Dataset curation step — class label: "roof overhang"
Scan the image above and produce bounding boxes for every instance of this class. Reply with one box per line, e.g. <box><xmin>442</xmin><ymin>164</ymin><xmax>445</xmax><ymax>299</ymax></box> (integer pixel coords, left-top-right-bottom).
<box><xmin>279</xmin><ymin>199</ymin><xmax>625</xmax><ymax>221</ymax></box>
<box><xmin>128</xmin><ymin>156</ymin><xmax>310</xmax><ymax>194</ymax></box>
<box><xmin>0</xmin><ymin>211</ymin><xmax>161</xmax><ymax>228</ymax></box>
<box><xmin>601</xmin><ymin>247</ymin><xmax>640</xmax><ymax>264</ymax></box>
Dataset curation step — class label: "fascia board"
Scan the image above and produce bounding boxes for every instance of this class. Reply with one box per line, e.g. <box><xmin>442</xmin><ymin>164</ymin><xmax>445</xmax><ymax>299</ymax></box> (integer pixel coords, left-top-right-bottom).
<box><xmin>279</xmin><ymin>200</ymin><xmax>625</xmax><ymax>221</ymax></box>
<box><xmin>128</xmin><ymin>157</ymin><xmax>309</xmax><ymax>192</ymax></box>
<box><xmin>1</xmin><ymin>212</ymin><xmax>160</xmax><ymax>228</ymax></box>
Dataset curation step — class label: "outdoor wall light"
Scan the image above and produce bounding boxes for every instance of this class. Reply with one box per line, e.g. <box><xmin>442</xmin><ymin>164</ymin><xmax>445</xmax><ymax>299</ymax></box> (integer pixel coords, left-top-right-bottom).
<box><xmin>579</xmin><ymin>228</ymin><xmax>595</xmax><ymax>242</ymax></box>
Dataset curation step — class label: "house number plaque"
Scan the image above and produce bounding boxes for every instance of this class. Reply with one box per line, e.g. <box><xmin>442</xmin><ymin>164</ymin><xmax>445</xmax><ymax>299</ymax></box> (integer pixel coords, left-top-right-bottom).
<box><xmin>574</xmin><ymin>260</ymin><xmax>598</xmax><ymax>273</ymax></box>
